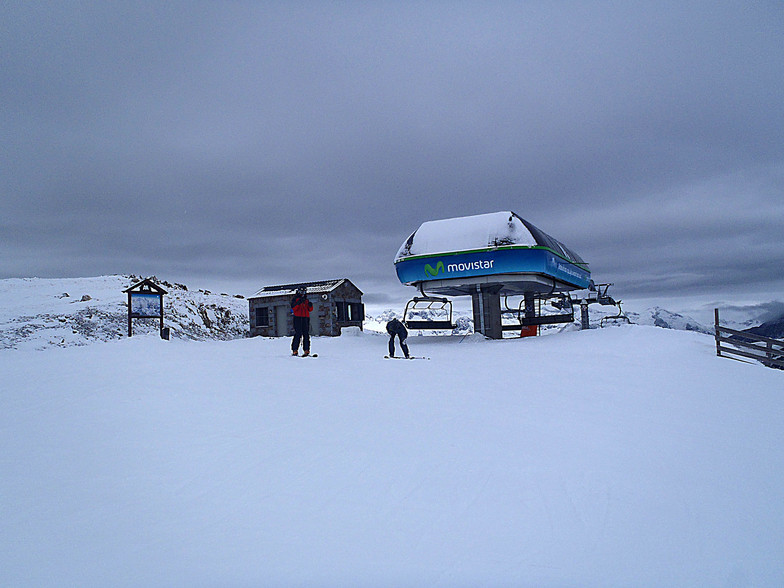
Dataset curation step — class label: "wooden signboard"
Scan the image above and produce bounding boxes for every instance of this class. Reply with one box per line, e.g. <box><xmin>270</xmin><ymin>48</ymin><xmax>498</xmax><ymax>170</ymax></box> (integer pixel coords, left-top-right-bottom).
<box><xmin>123</xmin><ymin>278</ymin><xmax>168</xmax><ymax>337</ymax></box>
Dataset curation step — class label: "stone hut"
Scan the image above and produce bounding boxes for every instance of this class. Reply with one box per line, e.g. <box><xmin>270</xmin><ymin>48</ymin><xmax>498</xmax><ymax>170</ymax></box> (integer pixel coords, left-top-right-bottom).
<box><xmin>248</xmin><ymin>278</ymin><xmax>364</xmax><ymax>338</ymax></box>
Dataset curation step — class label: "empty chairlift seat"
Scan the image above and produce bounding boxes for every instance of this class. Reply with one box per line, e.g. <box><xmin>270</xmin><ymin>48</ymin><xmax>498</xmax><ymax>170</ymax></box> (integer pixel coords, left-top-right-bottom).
<box><xmin>403</xmin><ymin>296</ymin><xmax>455</xmax><ymax>330</ymax></box>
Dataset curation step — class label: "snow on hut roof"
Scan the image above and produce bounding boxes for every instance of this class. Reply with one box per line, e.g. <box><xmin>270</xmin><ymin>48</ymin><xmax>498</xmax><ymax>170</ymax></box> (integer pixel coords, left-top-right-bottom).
<box><xmin>250</xmin><ymin>278</ymin><xmax>359</xmax><ymax>299</ymax></box>
<box><xmin>395</xmin><ymin>211</ymin><xmax>586</xmax><ymax>265</ymax></box>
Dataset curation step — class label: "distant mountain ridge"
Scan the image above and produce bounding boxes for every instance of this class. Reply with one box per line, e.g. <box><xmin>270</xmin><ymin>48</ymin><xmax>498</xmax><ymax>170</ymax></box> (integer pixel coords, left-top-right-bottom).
<box><xmin>742</xmin><ymin>316</ymin><xmax>784</xmax><ymax>340</ymax></box>
<box><xmin>625</xmin><ymin>306</ymin><xmax>713</xmax><ymax>334</ymax></box>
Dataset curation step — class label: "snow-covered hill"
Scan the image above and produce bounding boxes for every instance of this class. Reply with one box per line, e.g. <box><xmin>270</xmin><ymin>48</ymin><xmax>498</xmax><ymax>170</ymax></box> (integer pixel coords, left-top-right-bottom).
<box><xmin>625</xmin><ymin>305</ymin><xmax>712</xmax><ymax>334</ymax></box>
<box><xmin>2</xmin><ymin>323</ymin><xmax>783</xmax><ymax>587</ymax></box>
<box><xmin>0</xmin><ymin>275</ymin><xmax>249</xmax><ymax>350</ymax></box>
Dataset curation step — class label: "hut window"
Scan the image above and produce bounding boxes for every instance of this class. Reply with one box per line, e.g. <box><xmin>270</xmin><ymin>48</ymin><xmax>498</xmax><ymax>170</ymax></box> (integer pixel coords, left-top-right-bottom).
<box><xmin>349</xmin><ymin>302</ymin><xmax>364</xmax><ymax>322</ymax></box>
<box><xmin>336</xmin><ymin>301</ymin><xmax>364</xmax><ymax>322</ymax></box>
<box><xmin>255</xmin><ymin>307</ymin><xmax>270</xmax><ymax>327</ymax></box>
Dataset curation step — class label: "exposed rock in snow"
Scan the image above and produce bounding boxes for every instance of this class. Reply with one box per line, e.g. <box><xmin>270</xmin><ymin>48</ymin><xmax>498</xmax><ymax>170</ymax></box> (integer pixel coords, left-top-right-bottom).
<box><xmin>0</xmin><ymin>275</ymin><xmax>249</xmax><ymax>350</ymax></box>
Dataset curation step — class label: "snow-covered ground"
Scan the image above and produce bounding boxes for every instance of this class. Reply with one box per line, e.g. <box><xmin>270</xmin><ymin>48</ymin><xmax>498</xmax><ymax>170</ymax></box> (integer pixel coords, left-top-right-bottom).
<box><xmin>2</xmin><ymin>320</ymin><xmax>783</xmax><ymax>586</ymax></box>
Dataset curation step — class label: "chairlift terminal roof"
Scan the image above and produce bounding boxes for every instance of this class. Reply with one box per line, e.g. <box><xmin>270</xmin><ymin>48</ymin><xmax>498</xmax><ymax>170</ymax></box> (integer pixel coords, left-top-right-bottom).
<box><xmin>395</xmin><ymin>211</ymin><xmax>586</xmax><ymax>266</ymax></box>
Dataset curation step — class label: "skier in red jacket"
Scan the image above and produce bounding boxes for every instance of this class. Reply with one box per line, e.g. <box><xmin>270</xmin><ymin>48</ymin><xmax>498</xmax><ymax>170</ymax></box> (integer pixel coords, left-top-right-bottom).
<box><xmin>290</xmin><ymin>287</ymin><xmax>313</xmax><ymax>356</ymax></box>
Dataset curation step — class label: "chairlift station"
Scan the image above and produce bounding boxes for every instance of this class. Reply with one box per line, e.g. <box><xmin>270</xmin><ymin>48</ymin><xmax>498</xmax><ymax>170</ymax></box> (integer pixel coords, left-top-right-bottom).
<box><xmin>395</xmin><ymin>211</ymin><xmax>602</xmax><ymax>338</ymax></box>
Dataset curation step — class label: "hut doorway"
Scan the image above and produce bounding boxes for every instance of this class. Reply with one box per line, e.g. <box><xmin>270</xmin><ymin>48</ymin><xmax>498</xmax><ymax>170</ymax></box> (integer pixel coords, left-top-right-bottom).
<box><xmin>275</xmin><ymin>305</ymin><xmax>289</xmax><ymax>337</ymax></box>
<box><xmin>309</xmin><ymin>303</ymin><xmax>321</xmax><ymax>336</ymax></box>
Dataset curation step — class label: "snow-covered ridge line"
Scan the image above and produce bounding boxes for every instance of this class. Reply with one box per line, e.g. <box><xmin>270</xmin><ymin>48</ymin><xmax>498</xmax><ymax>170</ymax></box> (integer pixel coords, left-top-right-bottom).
<box><xmin>0</xmin><ymin>275</ymin><xmax>249</xmax><ymax>350</ymax></box>
<box><xmin>2</xmin><ymin>275</ymin><xmax>780</xmax><ymax>350</ymax></box>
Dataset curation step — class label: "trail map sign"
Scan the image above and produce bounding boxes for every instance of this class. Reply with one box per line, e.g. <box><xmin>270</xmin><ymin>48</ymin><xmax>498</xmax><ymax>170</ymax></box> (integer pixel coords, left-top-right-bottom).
<box><xmin>123</xmin><ymin>278</ymin><xmax>167</xmax><ymax>337</ymax></box>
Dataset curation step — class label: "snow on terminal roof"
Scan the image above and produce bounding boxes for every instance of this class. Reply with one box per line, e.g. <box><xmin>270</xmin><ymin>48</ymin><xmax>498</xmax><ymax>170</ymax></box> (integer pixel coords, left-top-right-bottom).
<box><xmin>395</xmin><ymin>211</ymin><xmax>586</xmax><ymax>265</ymax></box>
<box><xmin>250</xmin><ymin>278</ymin><xmax>356</xmax><ymax>299</ymax></box>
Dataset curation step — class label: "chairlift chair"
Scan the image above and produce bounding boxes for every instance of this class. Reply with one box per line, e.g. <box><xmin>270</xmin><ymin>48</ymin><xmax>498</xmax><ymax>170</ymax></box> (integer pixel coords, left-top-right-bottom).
<box><xmin>500</xmin><ymin>293</ymin><xmax>575</xmax><ymax>331</ymax></box>
<box><xmin>600</xmin><ymin>300</ymin><xmax>632</xmax><ymax>327</ymax></box>
<box><xmin>403</xmin><ymin>295</ymin><xmax>455</xmax><ymax>330</ymax></box>
<box><xmin>549</xmin><ymin>293</ymin><xmax>574</xmax><ymax>311</ymax></box>
<box><xmin>595</xmin><ymin>283</ymin><xmax>618</xmax><ymax>306</ymax></box>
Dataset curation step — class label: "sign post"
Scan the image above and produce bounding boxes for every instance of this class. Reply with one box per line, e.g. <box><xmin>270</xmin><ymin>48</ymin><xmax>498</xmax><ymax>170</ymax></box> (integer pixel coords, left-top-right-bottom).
<box><xmin>123</xmin><ymin>278</ymin><xmax>168</xmax><ymax>338</ymax></box>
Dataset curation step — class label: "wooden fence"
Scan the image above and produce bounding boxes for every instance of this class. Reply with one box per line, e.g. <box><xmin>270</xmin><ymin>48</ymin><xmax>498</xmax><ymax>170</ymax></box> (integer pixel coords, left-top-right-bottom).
<box><xmin>714</xmin><ymin>308</ymin><xmax>784</xmax><ymax>370</ymax></box>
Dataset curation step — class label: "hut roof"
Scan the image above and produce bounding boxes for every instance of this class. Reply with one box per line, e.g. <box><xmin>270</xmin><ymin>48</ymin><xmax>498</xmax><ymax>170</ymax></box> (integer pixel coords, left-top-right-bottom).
<box><xmin>250</xmin><ymin>278</ymin><xmax>361</xmax><ymax>300</ymax></box>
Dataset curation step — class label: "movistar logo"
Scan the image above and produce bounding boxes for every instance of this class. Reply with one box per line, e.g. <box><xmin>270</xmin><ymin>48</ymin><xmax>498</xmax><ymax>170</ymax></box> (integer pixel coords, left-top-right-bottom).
<box><xmin>447</xmin><ymin>259</ymin><xmax>494</xmax><ymax>272</ymax></box>
<box><xmin>424</xmin><ymin>261</ymin><xmax>444</xmax><ymax>277</ymax></box>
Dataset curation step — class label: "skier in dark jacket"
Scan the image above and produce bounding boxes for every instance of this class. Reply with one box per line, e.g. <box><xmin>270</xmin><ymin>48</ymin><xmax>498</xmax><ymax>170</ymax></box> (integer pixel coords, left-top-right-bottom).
<box><xmin>291</xmin><ymin>288</ymin><xmax>313</xmax><ymax>356</ymax></box>
<box><xmin>386</xmin><ymin>317</ymin><xmax>410</xmax><ymax>358</ymax></box>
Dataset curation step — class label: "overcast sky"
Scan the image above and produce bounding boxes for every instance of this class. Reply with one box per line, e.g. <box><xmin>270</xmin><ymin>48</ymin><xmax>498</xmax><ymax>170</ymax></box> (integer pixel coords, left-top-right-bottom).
<box><xmin>2</xmin><ymin>1</ymin><xmax>783</xmax><ymax>305</ymax></box>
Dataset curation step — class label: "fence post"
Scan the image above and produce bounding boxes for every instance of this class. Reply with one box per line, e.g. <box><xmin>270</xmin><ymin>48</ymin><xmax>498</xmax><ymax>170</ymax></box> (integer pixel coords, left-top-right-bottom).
<box><xmin>714</xmin><ymin>308</ymin><xmax>721</xmax><ymax>357</ymax></box>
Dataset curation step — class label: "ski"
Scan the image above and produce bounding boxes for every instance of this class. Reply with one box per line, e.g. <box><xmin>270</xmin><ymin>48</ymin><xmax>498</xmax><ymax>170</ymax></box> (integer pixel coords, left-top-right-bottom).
<box><xmin>384</xmin><ymin>355</ymin><xmax>429</xmax><ymax>360</ymax></box>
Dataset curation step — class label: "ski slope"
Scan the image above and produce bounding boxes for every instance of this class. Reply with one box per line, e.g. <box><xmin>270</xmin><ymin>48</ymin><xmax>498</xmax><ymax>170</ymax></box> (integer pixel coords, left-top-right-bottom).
<box><xmin>2</xmin><ymin>326</ymin><xmax>783</xmax><ymax>586</ymax></box>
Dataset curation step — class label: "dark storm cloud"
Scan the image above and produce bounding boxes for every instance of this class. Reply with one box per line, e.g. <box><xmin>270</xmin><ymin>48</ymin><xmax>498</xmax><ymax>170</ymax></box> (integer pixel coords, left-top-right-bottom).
<box><xmin>2</xmin><ymin>1</ymin><xmax>783</xmax><ymax>301</ymax></box>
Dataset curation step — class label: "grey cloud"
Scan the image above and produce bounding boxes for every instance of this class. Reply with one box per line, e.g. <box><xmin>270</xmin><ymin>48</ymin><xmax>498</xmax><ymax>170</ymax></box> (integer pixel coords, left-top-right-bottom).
<box><xmin>2</xmin><ymin>1</ymin><xmax>783</xmax><ymax>304</ymax></box>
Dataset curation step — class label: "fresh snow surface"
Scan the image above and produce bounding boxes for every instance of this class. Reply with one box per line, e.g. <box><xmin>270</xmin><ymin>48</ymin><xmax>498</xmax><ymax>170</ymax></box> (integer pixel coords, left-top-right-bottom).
<box><xmin>396</xmin><ymin>211</ymin><xmax>537</xmax><ymax>259</ymax></box>
<box><xmin>2</xmin><ymin>325</ymin><xmax>784</xmax><ymax>587</ymax></box>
